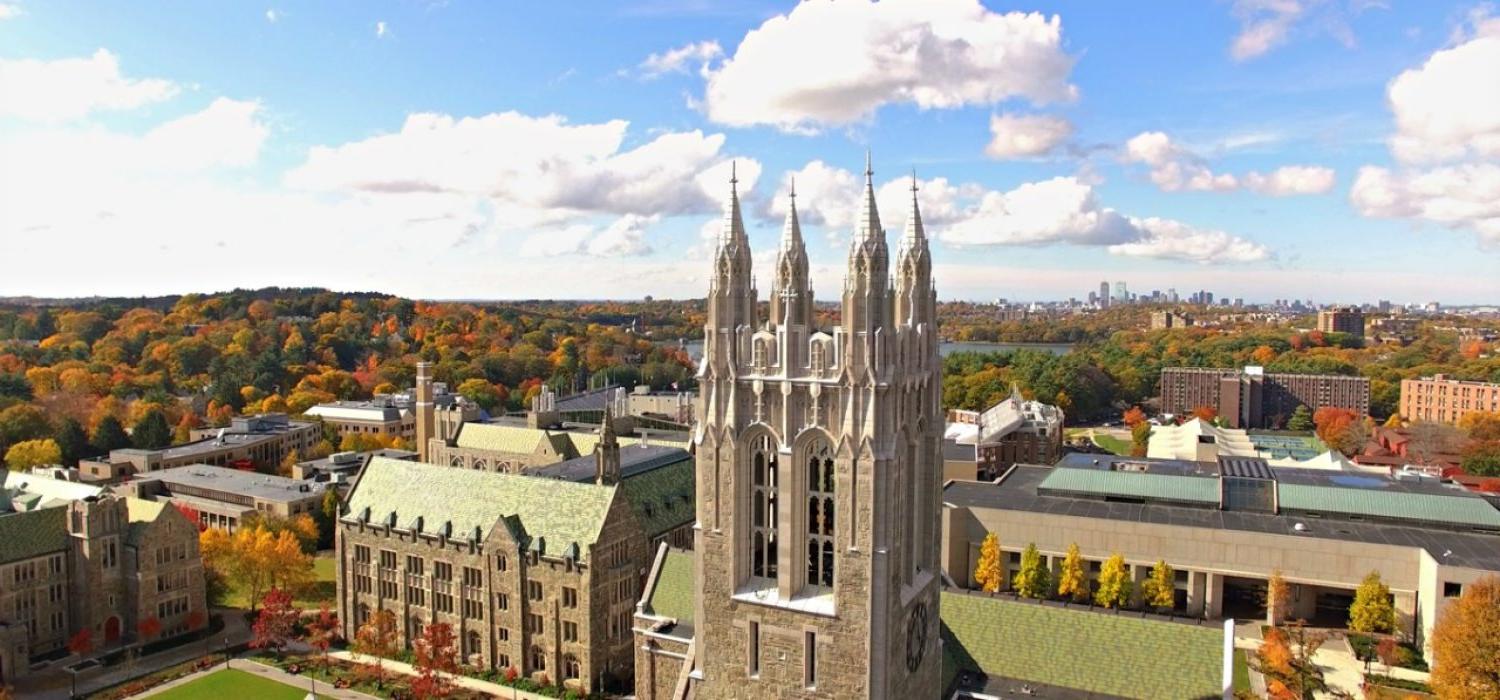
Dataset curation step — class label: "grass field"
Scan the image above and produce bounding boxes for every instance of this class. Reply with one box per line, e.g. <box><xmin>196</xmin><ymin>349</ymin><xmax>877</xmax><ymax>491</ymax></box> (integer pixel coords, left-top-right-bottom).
<box><xmin>941</xmin><ymin>592</ymin><xmax>1224</xmax><ymax>699</ymax></box>
<box><xmin>1232</xmin><ymin>648</ymin><xmax>1250</xmax><ymax>693</ymax></box>
<box><xmin>222</xmin><ymin>552</ymin><xmax>336</xmax><ymax>609</ymax></box>
<box><xmin>1092</xmin><ymin>432</ymin><xmax>1136</xmax><ymax>456</ymax></box>
<box><xmin>148</xmin><ymin>668</ymin><xmax>332</xmax><ymax>700</ymax></box>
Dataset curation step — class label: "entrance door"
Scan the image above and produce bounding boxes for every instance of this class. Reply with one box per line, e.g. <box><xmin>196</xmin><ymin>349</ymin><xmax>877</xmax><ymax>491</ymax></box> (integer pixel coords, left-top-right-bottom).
<box><xmin>104</xmin><ymin>617</ymin><xmax>121</xmax><ymax>643</ymax></box>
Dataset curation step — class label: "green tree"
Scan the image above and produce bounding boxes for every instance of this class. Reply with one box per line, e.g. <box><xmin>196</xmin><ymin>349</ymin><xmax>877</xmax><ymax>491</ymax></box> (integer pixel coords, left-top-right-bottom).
<box><xmin>53</xmin><ymin>418</ymin><xmax>89</xmax><ymax>466</ymax></box>
<box><xmin>1095</xmin><ymin>554</ymin><xmax>1132</xmax><ymax>609</ymax></box>
<box><xmin>1014</xmin><ymin>543</ymin><xmax>1051</xmax><ymax>599</ymax></box>
<box><xmin>973</xmin><ymin>532</ymin><xmax>1003</xmax><ymax>593</ymax></box>
<box><xmin>316</xmin><ymin>488</ymin><xmax>339</xmax><ymax>549</ymax></box>
<box><xmin>1142</xmin><ymin>559</ymin><xmax>1176</xmax><ymax>611</ymax></box>
<box><xmin>0</xmin><ymin>404</ymin><xmax>50</xmax><ymax>452</ymax></box>
<box><xmin>90</xmin><ymin>415</ymin><xmax>131</xmax><ymax>454</ymax></box>
<box><xmin>1286</xmin><ymin>404</ymin><xmax>1314</xmax><ymax>432</ymax></box>
<box><xmin>6</xmin><ymin>438</ymin><xmax>62</xmax><ymax>471</ymax></box>
<box><xmin>1055</xmin><ymin>543</ymin><xmax>1089</xmax><ymax>603</ymax></box>
<box><xmin>1350</xmin><ymin>571</ymin><xmax>1396</xmax><ymax>634</ymax></box>
<box><xmin>456</xmin><ymin>377</ymin><xmax>506</xmax><ymax>412</ymax></box>
<box><xmin>131</xmin><ymin>410</ymin><xmax>173</xmax><ymax>450</ymax></box>
<box><xmin>1462</xmin><ymin>441</ymin><xmax>1500</xmax><ymax>477</ymax></box>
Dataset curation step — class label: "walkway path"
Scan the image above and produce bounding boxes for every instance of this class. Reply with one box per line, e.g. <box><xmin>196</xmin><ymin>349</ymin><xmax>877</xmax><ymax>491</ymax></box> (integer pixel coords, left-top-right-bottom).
<box><xmin>1233</xmin><ymin>621</ymin><xmax>1433</xmax><ymax>699</ymax></box>
<box><xmin>329</xmin><ymin>650</ymin><xmax>561</xmax><ymax>700</ymax></box>
<box><xmin>133</xmin><ymin>659</ymin><xmax>379</xmax><ymax>700</ymax></box>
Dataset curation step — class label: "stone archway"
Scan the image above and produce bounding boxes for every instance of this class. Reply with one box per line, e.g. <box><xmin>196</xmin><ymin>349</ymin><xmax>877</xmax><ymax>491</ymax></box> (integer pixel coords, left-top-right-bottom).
<box><xmin>104</xmin><ymin>616</ymin><xmax>121</xmax><ymax>643</ymax></box>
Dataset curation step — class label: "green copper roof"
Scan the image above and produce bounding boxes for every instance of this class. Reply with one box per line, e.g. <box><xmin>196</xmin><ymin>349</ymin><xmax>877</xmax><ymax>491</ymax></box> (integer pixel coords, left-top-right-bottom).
<box><xmin>643</xmin><ymin>547</ymin><xmax>694</xmax><ymax>624</ymax></box>
<box><xmin>345</xmin><ymin>457</ymin><xmax>617</xmax><ymax>561</ymax></box>
<box><xmin>940</xmin><ymin>591</ymin><xmax>1223</xmax><ymax>699</ymax></box>
<box><xmin>616</xmin><ymin>455</ymin><xmax>694</xmax><ymax>538</ymax></box>
<box><xmin>454</xmin><ymin>423</ymin><xmax>549</xmax><ymax>453</ymax></box>
<box><xmin>1038</xmin><ymin>468</ymin><xmax>1220</xmax><ymax>504</ymax></box>
<box><xmin>0</xmin><ymin>507</ymin><xmax>67</xmax><ymax>564</ymax></box>
<box><xmin>1278</xmin><ymin>484</ymin><xmax>1500</xmax><ymax>528</ymax></box>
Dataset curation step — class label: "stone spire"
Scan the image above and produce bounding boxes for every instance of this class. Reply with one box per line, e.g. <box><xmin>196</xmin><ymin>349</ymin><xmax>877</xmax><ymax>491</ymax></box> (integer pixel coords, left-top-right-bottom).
<box><xmin>852</xmin><ymin>149</ymin><xmax>884</xmax><ymax>248</ymax></box>
<box><xmin>895</xmin><ymin>170</ymin><xmax>934</xmax><ymax>327</ymax></box>
<box><xmin>595</xmin><ymin>405</ymin><xmax>621</xmax><ymax>486</ymax></box>
<box><xmin>843</xmin><ymin>152</ymin><xmax>891</xmax><ymax>369</ymax></box>
<box><xmin>705</xmin><ymin>161</ymin><xmax>757</xmax><ymax>371</ymax></box>
<box><xmin>770</xmin><ymin>178</ymin><xmax>811</xmax><ymax>328</ymax></box>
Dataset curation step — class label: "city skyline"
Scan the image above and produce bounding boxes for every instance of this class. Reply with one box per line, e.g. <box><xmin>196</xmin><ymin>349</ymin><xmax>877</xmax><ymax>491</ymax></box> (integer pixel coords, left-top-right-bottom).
<box><xmin>2</xmin><ymin>1</ymin><xmax>1499</xmax><ymax>302</ymax></box>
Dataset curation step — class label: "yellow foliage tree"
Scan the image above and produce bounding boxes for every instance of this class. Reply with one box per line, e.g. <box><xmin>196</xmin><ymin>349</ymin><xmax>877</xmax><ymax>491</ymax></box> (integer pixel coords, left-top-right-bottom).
<box><xmin>1266</xmin><ymin>569</ymin><xmax>1293</xmax><ymax>625</ymax></box>
<box><xmin>1055</xmin><ymin>543</ymin><xmax>1089</xmax><ymax>602</ymax></box>
<box><xmin>1430</xmin><ymin>576</ymin><xmax>1500</xmax><ymax>699</ymax></box>
<box><xmin>1095</xmin><ymin>554</ymin><xmax>1132</xmax><ymax>609</ymax></box>
<box><xmin>973</xmin><ymin>532</ymin><xmax>1003</xmax><ymax>593</ymax></box>
<box><xmin>1142</xmin><ymin>559</ymin><xmax>1175</xmax><ymax>611</ymax></box>
<box><xmin>5</xmin><ymin>438</ymin><xmax>62</xmax><ymax>471</ymax></box>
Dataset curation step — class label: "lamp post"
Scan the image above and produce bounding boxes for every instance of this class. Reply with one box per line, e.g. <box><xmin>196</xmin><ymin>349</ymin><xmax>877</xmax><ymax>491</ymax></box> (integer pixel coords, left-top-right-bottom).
<box><xmin>223</xmin><ymin>636</ymin><xmax>231</xmax><ymax>669</ymax></box>
<box><xmin>67</xmin><ymin>666</ymin><xmax>77</xmax><ymax>700</ymax></box>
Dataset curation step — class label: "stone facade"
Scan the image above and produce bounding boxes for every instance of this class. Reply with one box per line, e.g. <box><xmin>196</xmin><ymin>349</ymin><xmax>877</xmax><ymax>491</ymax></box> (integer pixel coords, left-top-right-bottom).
<box><xmin>677</xmin><ymin>162</ymin><xmax>945</xmax><ymax>699</ymax></box>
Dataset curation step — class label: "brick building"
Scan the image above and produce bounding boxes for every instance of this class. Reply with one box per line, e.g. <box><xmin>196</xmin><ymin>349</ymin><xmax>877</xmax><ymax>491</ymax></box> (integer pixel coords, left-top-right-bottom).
<box><xmin>944</xmin><ymin>387</ymin><xmax>1064</xmax><ymax>480</ymax></box>
<box><xmin>336</xmin><ymin>420</ymin><xmax>693</xmax><ymax>695</ymax></box>
<box><xmin>1317</xmin><ymin>306</ymin><xmax>1365</xmax><ymax>340</ymax></box>
<box><xmin>0</xmin><ymin>480</ymin><xmax>206</xmax><ymax>684</ymax></box>
<box><xmin>79</xmin><ymin>413</ymin><xmax>318</xmax><ymax>482</ymax></box>
<box><xmin>1399</xmin><ymin>375</ymin><xmax>1500</xmax><ymax>425</ymax></box>
<box><xmin>1159</xmin><ymin>366</ymin><xmax>1370</xmax><ymax>428</ymax></box>
<box><xmin>119</xmin><ymin>465</ymin><xmax>331</xmax><ymax>532</ymax></box>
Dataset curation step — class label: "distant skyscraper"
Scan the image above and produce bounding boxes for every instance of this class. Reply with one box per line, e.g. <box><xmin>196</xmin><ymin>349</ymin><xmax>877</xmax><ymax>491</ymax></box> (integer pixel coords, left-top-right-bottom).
<box><xmin>1099</xmin><ymin>281</ymin><xmax>1110</xmax><ymax>308</ymax></box>
<box><xmin>1114</xmin><ymin>281</ymin><xmax>1127</xmax><ymax>303</ymax></box>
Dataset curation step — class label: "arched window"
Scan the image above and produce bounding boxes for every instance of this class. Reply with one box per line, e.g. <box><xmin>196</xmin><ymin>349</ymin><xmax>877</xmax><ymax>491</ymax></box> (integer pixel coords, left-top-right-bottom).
<box><xmin>530</xmin><ymin>645</ymin><xmax>547</xmax><ymax>672</ymax></box>
<box><xmin>450</xmin><ymin>456</ymin><xmax>464</xmax><ymax>467</ymax></box>
<box><xmin>563</xmin><ymin>654</ymin><xmax>581</xmax><ymax>680</ymax></box>
<box><xmin>474</xmin><ymin>459</ymin><xmax>488</xmax><ymax>471</ymax></box>
<box><xmin>805</xmin><ymin>440</ymin><xmax>835</xmax><ymax>589</ymax></box>
<box><xmin>749</xmin><ymin>434</ymin><xmax>778</xmax><ymax>580</ymax></box>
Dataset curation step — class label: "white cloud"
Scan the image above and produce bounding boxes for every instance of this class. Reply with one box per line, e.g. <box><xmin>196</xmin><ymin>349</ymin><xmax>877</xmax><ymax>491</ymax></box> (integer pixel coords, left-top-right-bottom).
<box><xmin>0</xmin><ymin>3</ymin><xmax>21</xmax><ymax>20</ymax></box>
<box><xmin>376</xmin><ymin>21</ymin><xmax>387</xmax><ymax>38</ymax></box>
<box><xmin>1349</xmin><ymin>13</ymin><xmax>1500</xmax><ymax>247</ymax></box>
<box><xmin>0</xmin><ymin>49</ymin><xmax>178</xmax><ymax>122</ymax></box>
<box><xmin>1243</xmin><ymin>165</ymin><xmax>1337</xmax><ymax>195</ymax></box>
<box><xmin>1124</xmin><ymin>131</ymin><xmax>1334</xmax><ymax>195</ymax></box>
<box><xmin>521</xmin><ymin>214</ymin><xmax>659</xmax><ymax>258</ymax></box>
<box><xmin>1108</xmin><ymin>218</ymin><xmax>1272</xmax><ymax>263</ymax></box>
<box><xmin>942</xmin><ymin>177</ymin><xmax>1139</xmax><ymax>247</ymax></box>
<box><xmin>699</xmin><ymin>0</ymin><xmax>1077</xmax><ymax>131</ymax></box>
<box><xmin>265</xmin><ymin>9</ymin><xmax>278</xmax><ymax>22</ymax></box>
<box><xmin>1386</xmin><ymin>17</ymin><xmax>1500</xmax><ymax>163</ymax></box>
<box><xmin>639</xmin><ymin>40</ymin><xmax>722</xmax><ymax>78</ymax></box>
<box><xmin>985</xmin><ymin>112</ymin><xmax>1073</xmax><ymax>159</ymax></box>
<box><xmin>1230</xmin><ymin>0</ymin><xmax>1306</xmax><ymax>61</ymax></box>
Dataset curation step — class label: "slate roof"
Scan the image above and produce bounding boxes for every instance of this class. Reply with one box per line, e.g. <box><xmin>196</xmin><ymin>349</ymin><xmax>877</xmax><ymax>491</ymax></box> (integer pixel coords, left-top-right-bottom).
<box><xmin>0</xmin><ymin>507</ymin><xmax>67</xmax><ymax>564</ymax></box>
<box><xmin>344</xmin><ymin>457</ymin><xmax>617</xmax><ymax>561</ymax></box>
<box><xmin>455</xmin><ymin>423</ymin><xmax>549</xmax><ymax>453</ymax></box>
<box><xmin>643</xmin><ymin>547</ymin><xmax>694</xmax><ymax>626</ymax></box>
<box><xmin>616</xmin><ymin>455</ymin><xmax>695</xmax><ymax>539</ymax></box>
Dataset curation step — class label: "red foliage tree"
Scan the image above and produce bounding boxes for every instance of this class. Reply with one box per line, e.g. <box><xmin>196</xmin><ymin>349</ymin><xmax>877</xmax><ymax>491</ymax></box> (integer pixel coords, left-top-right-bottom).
<box><xmin>136</xmin><ymin>616</ymin><xmax>162</xmax><ymax>641</ymax></box>
<box><xmin>250</xmin><ymin>588</ymin><xmax>300</xmax><ymax>658</ymax></box>
<box><xmin>1191</xmin><ymin>405</ymin><xmax>1219</xmax><ymax>422</ymax></box>
<box><xmin>1122</xmin><ymin>406</ymin><xmax>1147</xmax><ymax>428</ymax></box>
<box><xmin>411</xmin><ymin>622</ymin><xmax>459</xmax><ymax>700</ymax></box>
<box><xmin>67</xmin><ymin>628</ymin><xmax>93</xmax><ymax>657</ymax></box>
<box><xmin>303</xmin><ymin>603</ymin><xmax>340</xmax><ymax>670</ymax></box>
<box><xmin>173</xmin><ymin>502</ymin><xmax>205</xmax><ymax>532</ymax></box>
<box><xmin>186</xmin><ymin>609</ymin><xmax>206</xmax><ymax>632</ymax></box>
<box><xmin>1313</xmin><ymin>407</ymin><xmax>1359</xmax><ymax>452</ymax></box>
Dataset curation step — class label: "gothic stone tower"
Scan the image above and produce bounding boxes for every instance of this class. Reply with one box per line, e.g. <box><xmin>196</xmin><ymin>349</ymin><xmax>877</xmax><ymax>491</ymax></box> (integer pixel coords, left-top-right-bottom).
<box><xmin>692</xmin><ymin>158</ymin><xmax>943</xmax><ymax>699</ymax></box>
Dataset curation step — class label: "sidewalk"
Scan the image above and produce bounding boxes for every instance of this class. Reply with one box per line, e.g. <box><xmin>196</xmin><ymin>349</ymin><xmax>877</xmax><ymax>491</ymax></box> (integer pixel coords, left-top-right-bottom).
<box><xmin>330</xmin><ymin>650</ymin><xmax>561</xmax><ymax>700</ymax></box>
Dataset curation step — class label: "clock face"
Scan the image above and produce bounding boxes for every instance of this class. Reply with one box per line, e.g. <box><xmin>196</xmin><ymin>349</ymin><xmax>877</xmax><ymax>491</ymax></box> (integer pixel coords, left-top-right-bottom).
<box><xmin>905</xmin><ymin>602</ymin><xmax>928</xmax><ymax>672</ymax></box>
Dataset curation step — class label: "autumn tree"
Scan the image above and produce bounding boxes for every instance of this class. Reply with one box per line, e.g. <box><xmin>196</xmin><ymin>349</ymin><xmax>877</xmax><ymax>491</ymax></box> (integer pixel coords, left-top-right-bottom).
<box><xmin>251</xmin><ymin>588</ymin><xmax>300</xmax><ymax>659</ymax></box>
<box><xmin>1014</xmin><ymin>543</ymin><xmax>1050</xmax><ymax>599</ymax></box>
<box><xmin>1430</xmin><ymin>576</ymin><xmax>1500</xmax><ymax>699</ymax></box>
<box><xmin>1459</xmin><ymin>411</ymin><xmax>1500</xmax><ymax>441</ymax></box>
<box><xmin>1129</xmin><ymin>422</ymin><xmax>1151</xmax><ymax>457</ymax></box>
<box><xmin>354</xmin><ymin>608</ymin><xmax>400</xmax><ymax>688</ymax></box>
<box><xmin>136</xmin><ymin>616</ymin><xmax>162</xmax><ymax>641</ymax></box>
<box><xmin>1286</xmin><ymin>405</ymin><xmax>1313</xmax><ymax>432</ymax></box>
<box><xmin>89</xmin><ymin>415</ymin><xmax>130</xmax><ymax>454</ymax></box>
<box><xmin>199</xmin><ymin>525</ymin><xmax>312</xmax><ymax>611</ymax></box>
<box><xmin>1095</xmin><ymin>554</ymin><xmax>1132</xmax><ymax>609</ymax></box>
<box><xmin>1313</xmin><ymin>407</ymin><xmax>1367</xmax><ymax>455</ymax></box>
<box><xmin>1250</xmin><ymin>624</ymin><xmax>1330</xmax><ymax>700</ymax></box>
<box><xmin>304</xmin><ymin>603</ymin><xmax>341</xmax><ymax>671</ymax></box>
<box><xmin>1055</xmin><ymin>543</ymin><xmax>1089</xmax><ymax>603</ymax></box>
<box><xmin>67</xmin><ymin>628</ymin><xmax>93</xmax><ymax>658</ymax></box>
<box><xmin>1266</xmin><ymin>569</ymin><xmax>1293</xmax><ymax>625</ymax></box>
<box><xmin>1349</xmin><ymin>571</ymin><xmax>1396</xmax><ymax>634</ymax></box>
<box><xmin>411</xmin><ymin>621</ymin><xmax>459</xmax><ymax>700</ymax></box>
<box><xmin>1191</xmin><ymin>405</ymin><xmax>1219</xmax><ymax>422</ymax></box>
<box><xmin>5</xmin><ymin>438</ymin><xmax>61</xmax><ymax>471</ymax></box>
<box><xmin>974</xmin><ymin>532</ymin><xmax>1003</xmax><ymax>593</ymax></box>
<box><xmin>1142</xmin><ymin>560</ymin><xmax>1175</xmax><ymax>612</ymax></box>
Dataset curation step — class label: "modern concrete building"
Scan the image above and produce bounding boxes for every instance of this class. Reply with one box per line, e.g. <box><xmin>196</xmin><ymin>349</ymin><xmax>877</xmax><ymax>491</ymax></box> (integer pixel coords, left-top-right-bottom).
<box><xmin>120</xmin><ymin>465</ymin><xmax>330</xmax><ymax>532</ymax></box>
<box><xmin>1400</xmin><ymin>375</ymin><xmax>1500</xmax><ymax>425</ymax></box>
<box><xmin>640</xmin><ymin>163</ymin><xmax>945</xmax><ymax>699</ymax></box>
<box><xmin>291</xmin><ymin>448</ymin><xmax>419</xmax><ymax>484</ymax></box>
<box><xmin>79</xmin><ymin>413</ymin><xmax>319</xmax><ymax>482</ymax></box>
<box><xmin>944</xmin><ymin>387</ymin><xmax>1064</xmax><ymax>480</ymax></box>
<box><xmin>335</xmin><ymin>430</ymin><xmax>694</xmax><ymax>695</ymax></box>
<box><xmin>1160</xmin><ymin>366</ymin><xmax>1371</xmax><ymax>428</ymax></box>
<box><xmin>941</xmin><ymin>453</ymin><xmax>1500</xmax><ymax>661</ymax></box>
<box><xmin>0</xmin><ymin>480</ymin><xmax>206</xmax><ymax>684</ymax></box>
<box><xmin>1317</xmin><ymin>306</ymin><xmax>1365</xmax><ymax>340</ymax></box>
<box><xmin>1149</xmin><ymin>310</ymin><xmax>1194</xmax><ymax>330</ymax></box>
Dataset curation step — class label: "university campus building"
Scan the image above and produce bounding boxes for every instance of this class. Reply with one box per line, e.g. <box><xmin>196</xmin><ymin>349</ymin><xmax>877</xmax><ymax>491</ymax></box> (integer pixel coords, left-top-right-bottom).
<box><xmin>634</xmin><ymin>160</ymin><xmax>946</xmax><ymax>698</ymax></box>
<box><xmin>940</xmin><ymin>453</ymin><xmax>1500</xmax><ymax>662</ymax></box>
<box><xmin>1399</xmin><ymin>374</ymin><xmax>1500</xmax><ymax>425</ymax></box>
<box><xmin>335</xmin><ymin>414</ymin><xmax>693</xmax><ymax>695</ymax></box>
<box><xmin>0</xmin><ymin>473</ymin><xmax>206</xmax><ymax>684</ymax></box>
<box><xmin>943</xmin><ymin>386</ymin><xmax>1064</xmax><ymax>481</ymax></box>
<box><xmin>79</xmin><ymin>413</ymin><xmax>319</xmax><ymax>482</ymax></box>
<box><xmin>1159</xmin><ymin>366</ymin><xmax>1371</xmax><ymax>429</ymax></box>
<box><xmin>304</xmin><ymin>383</ymin><xmax>476</xmax><ymax>444</ymax></box>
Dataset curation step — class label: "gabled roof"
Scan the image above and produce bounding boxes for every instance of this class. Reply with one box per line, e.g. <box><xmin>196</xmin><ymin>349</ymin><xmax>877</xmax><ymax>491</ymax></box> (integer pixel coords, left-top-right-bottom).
<box><xmin>0</xmin><ymin>507</ymin><xmax>67</xmax><ymax>564</ymax></box>
<box><xmin>615</xmin><ymin>453</ymin><xmax>695</xmax><ymax>538</ymax></box>
<box><xmin>455</xmin><ymin>423</ymin><xmax>550</xmax><ymax>453</ymax></box>
<box><xmin>343</xmin><ymin>457</ymin><xmax>617</xmax><ymax>561</ymax></box>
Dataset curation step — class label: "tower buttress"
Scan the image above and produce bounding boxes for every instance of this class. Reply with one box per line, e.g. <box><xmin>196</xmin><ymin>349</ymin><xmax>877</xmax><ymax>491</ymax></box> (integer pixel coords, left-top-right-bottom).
<box><xmin>894</xmin><ymin>171</ymin><xmax>935</xmax><ymax>329</ymax></box>
<box><xmin>769</xmin><ymin>180</ymin><xmax>812</xmax><ymax>330</ymax></box>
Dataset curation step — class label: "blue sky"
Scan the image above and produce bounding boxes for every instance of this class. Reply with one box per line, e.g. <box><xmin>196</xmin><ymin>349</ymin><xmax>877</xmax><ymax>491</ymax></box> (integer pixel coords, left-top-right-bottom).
<box><xmin>1</xmin><ymin>1</ymin><xmax>1497</xmax><ymax>303</ymax></box>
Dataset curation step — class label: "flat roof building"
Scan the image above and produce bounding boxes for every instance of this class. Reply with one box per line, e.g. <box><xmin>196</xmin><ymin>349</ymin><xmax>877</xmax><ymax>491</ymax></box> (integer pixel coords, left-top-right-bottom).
<box><xmin>79</xmin><ymin>413</ymin><xmax>318</xmax><ymax>482</ymax></box>
<box><xmin>120</xmin><ymin>465</ymin><xmax>329</xmax><ymax>532</ymax></box>
<box><xmin>1317</xmin><ymin>306</ymin><xmax>1365</xmax><ymax>340</ymax></box>
<box><xmin>1160</xmin><ymin>366</ymin><xmax>1370</xmax><ymax>429</ymax></box>
<box><xmin>305</xmin><ymin>384</ymin><xmax>476</xmax><ymax>443</ymax></box>
<box><xmin>1400</xmin><ymin>374</ymin><xmax>1500</xmax><ymax>425</ymax></box>
<box><xmin>941</xmin><ymin>454</ymin><xmax>1500</xmax><ymax>662</ymax></box>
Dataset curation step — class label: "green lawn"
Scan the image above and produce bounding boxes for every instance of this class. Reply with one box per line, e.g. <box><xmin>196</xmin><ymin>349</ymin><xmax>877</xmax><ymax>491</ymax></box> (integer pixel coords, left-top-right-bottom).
<box><xmin>222</xmin><ymin>552</ymin><xmax>336</xmax><ymax>609</ymax></box>
<box><xmin>1232</xmin><ymin>648</ymin><xmax>1250</xmax><ymax>693</ymax></box>
<box><xmin>941</xmin><ymin>592</ymin><xmax>1224</xmax><ymax>699</ymax></box>
<box><xmin>1092</xmin><ymin>432</ymin><xmax>1135</xmax><ymax>456</ymax></box>
<box><xmin>148</xmin><ymin>668</ymin><xmax>332</xmax><ymax>700</ymax></box>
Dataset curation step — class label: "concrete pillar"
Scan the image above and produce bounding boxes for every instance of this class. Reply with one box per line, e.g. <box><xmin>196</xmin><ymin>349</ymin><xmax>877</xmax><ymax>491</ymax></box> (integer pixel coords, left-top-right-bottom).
<box><xmin>1130</xmin><ymin>564</ymin><xmax>1148</xmax><ymax>607</ymax></box>
<box><xmin>1394</xmin><ymin>590</ymin><xmax>1418</xmax><ymax>640</ymax></box>
<box><xmin>1205</xmin><ymin>573</ymin><xmax>1224</xmax><ymax>619</ymax></box>
<box><xmin>1186</xmin><ymin>571</ymin><xmax>1206</xmax><ymax>617</ymax></box>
